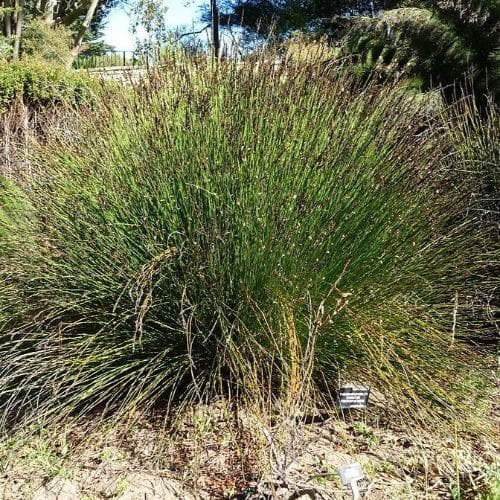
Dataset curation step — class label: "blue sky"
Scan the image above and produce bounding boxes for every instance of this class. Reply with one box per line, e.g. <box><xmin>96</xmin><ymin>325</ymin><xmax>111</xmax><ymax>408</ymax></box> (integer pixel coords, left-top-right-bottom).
<box><xmin>104</xmin><ymin>1</ymin><xmax>206</xmax><ymax>51</ymax></box>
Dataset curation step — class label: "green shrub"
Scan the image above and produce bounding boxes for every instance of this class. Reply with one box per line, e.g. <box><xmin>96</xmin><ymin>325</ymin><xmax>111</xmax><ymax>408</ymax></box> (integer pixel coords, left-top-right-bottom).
<box><xmin>0</xmin><ymin>60</ymin><xmax>95</xmax><ymax>113</ymax></box>
<box><xmin>21</xmin><ymin>19</ymin><xmax>73</xmax><ymax>67</ymax></box>
<box><xmin>0</xmin><ymin>36</ymin><xmax>12</xmax><ymax>62</ymax></box>
<box><xmin>0</xmin><ymin>57</ymin><xmax>495</xmax><ymax>430</ymax></box>
<box><xmin>342</xmin><ymin>8</ymin><xmax>470</xmax><ymax>83</ymax></box>
<box><xmin>340</xmin><ymin>3</ymin><xmax>500</xmax><ymax>104</ymax></box>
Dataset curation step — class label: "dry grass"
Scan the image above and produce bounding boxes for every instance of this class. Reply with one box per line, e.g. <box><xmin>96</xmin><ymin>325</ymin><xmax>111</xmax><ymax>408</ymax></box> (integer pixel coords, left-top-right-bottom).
<box><xmin>0</xmin><ymin>395</ymin><xmax>498</xmax><ymax>499</ymax></box>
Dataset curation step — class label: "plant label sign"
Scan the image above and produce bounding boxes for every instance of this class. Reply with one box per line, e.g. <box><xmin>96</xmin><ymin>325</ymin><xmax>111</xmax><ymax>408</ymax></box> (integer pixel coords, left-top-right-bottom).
<box><xmin>338</xmin><ymin>462</ymin><xmax>364</xmax><ymax>485</ymax></box>
<box><xmin>338</xmin><ymin>463</ymin><xmax>364</xmax><ymax>500</ymax></box>
<box><xmin>338</xmin><ymin>386</ymin><xmax>370</xmax><ymax>409</ymax></box>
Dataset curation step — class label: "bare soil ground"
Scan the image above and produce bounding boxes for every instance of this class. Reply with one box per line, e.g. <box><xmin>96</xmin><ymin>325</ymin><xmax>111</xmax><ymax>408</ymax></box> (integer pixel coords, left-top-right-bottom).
<box><xmin>1</xmin><ymin>402</ymin><xmax>498</xmax><ymax>500</ymax></box>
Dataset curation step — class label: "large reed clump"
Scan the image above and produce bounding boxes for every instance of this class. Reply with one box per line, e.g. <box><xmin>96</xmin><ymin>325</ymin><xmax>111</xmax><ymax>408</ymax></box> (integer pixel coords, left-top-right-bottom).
<box><xmin>0</xmin><ymin>57</ymin><xmax>494</xmax><ymax>430</ymax></box>
<box><xmin>436</xmin><ymin>97</ymin><xmax>499</xmax><ymax>344</ymax></box>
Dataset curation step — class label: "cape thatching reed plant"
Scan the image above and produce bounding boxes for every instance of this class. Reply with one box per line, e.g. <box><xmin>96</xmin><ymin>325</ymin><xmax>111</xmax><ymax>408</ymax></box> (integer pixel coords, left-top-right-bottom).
<box><xmin>437</xmin><ymin>96</ymin><xmax>499</xmax><ymax>345</ymax></box>
<box><xmin>0</xmin><ymin>55</ymin><xmax>495</xmax><ymax>431</ymax></box>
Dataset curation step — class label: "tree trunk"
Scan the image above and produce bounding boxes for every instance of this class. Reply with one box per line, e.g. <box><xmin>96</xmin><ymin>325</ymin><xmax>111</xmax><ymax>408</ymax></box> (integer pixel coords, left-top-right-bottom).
<box><xmin>4</xmin><ymin>0</ymin><xmax>12</xmax><ymax>37</ymax></box>
<box><xmin>12</xmin><ymin>0</ymin><xmax>23</xmax><ymax>60</ymax></box>
<box><xmin>210</xmin><ymin>0</ymin><xmax>220</xmax><ymax>59</ymax></box>
<box><xmin>44</xmin><ymin>0</ymin><xmax>57</xmax><ymax>23</ymax></box>
<box><xmin>69</xmin><ymin>0</ymin><xmax>99</xmax><ymax>64</ymax></box>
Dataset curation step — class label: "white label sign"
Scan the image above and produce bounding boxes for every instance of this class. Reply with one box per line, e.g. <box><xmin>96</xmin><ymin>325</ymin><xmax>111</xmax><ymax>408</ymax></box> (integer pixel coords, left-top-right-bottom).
<box><xmin>338</xmin><ymin>463</ymin><xmax>364</xmax><ymax>485</ymax></box>
<box><xmin>338</xmin><ymin>463</ymin><xmax>364</xmax><ymax>500</ymax></box>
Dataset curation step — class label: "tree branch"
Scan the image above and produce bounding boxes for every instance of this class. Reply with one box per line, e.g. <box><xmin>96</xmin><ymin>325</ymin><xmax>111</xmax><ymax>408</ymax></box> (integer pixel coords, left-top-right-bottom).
<box><xmin>59</xmin><ymin>3</ymin><xmax>88</xmax><ymax>26</ymax></box>
<box><xmin>174</xmin><ymin>24</ymin><xmax>210</xmax><ymax>41</ymax></box>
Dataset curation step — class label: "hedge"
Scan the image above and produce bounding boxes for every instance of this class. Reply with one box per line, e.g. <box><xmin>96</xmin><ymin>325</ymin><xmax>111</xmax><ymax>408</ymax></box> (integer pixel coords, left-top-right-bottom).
<box><xmin>0</xmin><ymin>60</ymin><xmax>95</xmax><ymax>113</ymax></box>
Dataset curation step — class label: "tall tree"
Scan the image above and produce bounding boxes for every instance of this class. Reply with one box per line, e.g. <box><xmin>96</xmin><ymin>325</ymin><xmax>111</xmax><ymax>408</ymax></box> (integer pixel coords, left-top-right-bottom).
<box><xmin>71</xmin><ymin>0</ymin><xmax>101</xmax><ymax>59</ymax></box>
<box><xmin>129</xmin><ymin>0</ymin><xmax>168</xmax><ymax>60</ymax></box>
<box><xmin>212</xmin><ymin>0</ymin><xmax>382</xmax><ymax>36</ymax></box>
<box><xmin>213</xmin><ymin>0</ymin><xmax>499</xmax><ymax>102</ymax></box>
<box><xmin>0</xmin><ymin>0</ymin><xmax>124</xmax><ymax>63</ymax></box>
<box><xmin>210</xmin><ymin>0</ymin><xmax>220</xmax><ymax>57</ymax></box>
<box><xmin>44</xmin><ymin>0</ymin><xmax>57</xmax><ymax>23</ymax></box>
<box><xmin>11</xmin><ymin>0</ymin><xmax>22</xmax><ymax>59</ymax></box>
<box><xmin>3</xmin><ymin>0</ymin><xmax>12</xmax><ymax>37</ymax></box>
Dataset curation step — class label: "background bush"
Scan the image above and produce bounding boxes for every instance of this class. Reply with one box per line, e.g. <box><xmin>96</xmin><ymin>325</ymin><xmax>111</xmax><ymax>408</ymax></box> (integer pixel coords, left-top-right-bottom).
<box><xmin>20</xmin><ymin>19</ymin><xmax>74</xmax><ymax>67</ymax></box>
<box><xmin>341</xmin><ymin>8</ymin><xmax>470</xmax><ymax>87</ymax></box>
<box><xmin>0</xmin><ymin>60</ymin><xmax>95</xmax><ymax>113</ymax></box>
<box><xmin>0</xmin><ymin>58</ymin><xmax>496</xmax><ymax>430</ymax></box>
<box><xmin>0</xmin><ymin>35</ymin><xmax>12</xmax><ymax>62</ymax></box>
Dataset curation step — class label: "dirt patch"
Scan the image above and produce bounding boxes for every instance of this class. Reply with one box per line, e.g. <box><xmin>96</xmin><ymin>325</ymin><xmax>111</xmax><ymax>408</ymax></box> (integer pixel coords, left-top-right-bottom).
<box><xmin>0</xmin><ymin>405</ymin><xmax>497</xmax><ymax>499</ymax></box>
